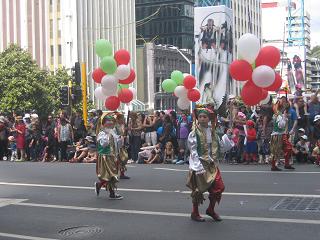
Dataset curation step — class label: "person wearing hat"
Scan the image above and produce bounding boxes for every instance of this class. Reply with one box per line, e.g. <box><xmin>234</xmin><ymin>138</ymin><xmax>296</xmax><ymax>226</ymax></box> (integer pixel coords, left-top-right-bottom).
<box><xmin>270</xmin><ymin>108</ymin><xmax>295</xmax><ymax>171</ymax></box>
<box><xmin>94</xmin><ymin>113</ymin><xmax>123</xmax><ymax>200</ymax></box>
<box><xmin>12</xmin><ymin>116</ymin><xmax>26</xmax><ymax>161</ymax></box>
<box><xmin>186</xmin><ymin>107</ymin><xmax>225</xmax><ymax>222</ymax></box>
<box><xmin>70</xmin><ymin>136</ymin><xmax>94</xmax><ymax>163</ymax></box>
<box><xmin>115</xmin><ymin>113</ymin><xmax>130</xmax><ymax>179</ymax></box>
<box><xmin>244</xmin><ymin>120</ymin><xmax>258</xmax><ymax>164</ymax></box>
<box><xmin>293</xmin><ymin>135</ymin><xmax>309</xmax><ymax>163</ymax></box>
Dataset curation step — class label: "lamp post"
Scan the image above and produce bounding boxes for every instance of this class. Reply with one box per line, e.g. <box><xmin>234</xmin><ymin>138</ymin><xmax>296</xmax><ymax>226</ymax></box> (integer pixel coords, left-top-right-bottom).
<box><xmin>168</xmin><ymin>45</ymin><xmax>192</xmax><ymax>75</ymax></box>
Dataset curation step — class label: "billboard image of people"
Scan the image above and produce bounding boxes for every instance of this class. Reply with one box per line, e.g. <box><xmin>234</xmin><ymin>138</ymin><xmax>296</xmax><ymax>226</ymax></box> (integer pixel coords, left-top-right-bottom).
<box><xmin>194</xmin><ymin>6</ymin><xmax>233</xmax><ymax>107</ymax></box>
<box><xmin>286</xmin><ymin>47</ymin><xmax>305</xmax><ymax>92</ymax></box>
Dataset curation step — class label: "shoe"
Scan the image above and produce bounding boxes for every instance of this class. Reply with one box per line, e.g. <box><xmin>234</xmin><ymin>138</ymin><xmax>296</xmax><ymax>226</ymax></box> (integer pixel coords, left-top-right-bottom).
<box><xmin>271</xmin><ymin>166</ymin><xmax>282</xmax><ymax>171</ymax></box>
<box><xmin>109</xmin><ymin>193</ymin><xmax>123</xmax><ymax>200</ymax></box>
<box><xmin>120</xmin><ymin>175</ymin><xmax>130</xmax><ymax>179</ymax></box>
<box><xmin>176</xmin><ymin>160</ymin><xmax>185</xmax><ymax>165</ymax></box>
<box><xmin>94</xmin><ymin>182</ymin><xmax>100</xmax><ymax>196</ymax></box>
<box><xmin>191</xmin><ymin>213</ymin><xmax>205</xmax><ymax>222</ymax></box>
<box><xmin>284</xmin><ymin>165</ymin><xmax>295</xmax><ymax>170</ymax></box>
<box><xmin>206</xmin><ymin>209</ymin><xmax>222</xmax><ymax>222</ymax></box>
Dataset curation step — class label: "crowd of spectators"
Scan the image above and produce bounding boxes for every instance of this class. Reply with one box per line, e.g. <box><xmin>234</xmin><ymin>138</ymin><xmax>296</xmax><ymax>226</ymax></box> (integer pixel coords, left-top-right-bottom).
<box><xmin>1</xmin><ymin>87</ymin><xmax>320</xmax><ymax>167</ymax></box>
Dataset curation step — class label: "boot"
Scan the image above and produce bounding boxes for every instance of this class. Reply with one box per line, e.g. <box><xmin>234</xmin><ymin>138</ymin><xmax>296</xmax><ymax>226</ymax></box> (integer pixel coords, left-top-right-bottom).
<box><xmin>206</xmin><ymin>194</ymin><xmax>222</xmax><ymax>222</ymax></box>
<box><xmin>191</xmin><ymin>203</ymin><xmax>205</xmax><ymax>222</ymax></box>
<box><xmin>284</xmin><ymin>155</ymin><xmax>295</xmax><ymax>170</ymax></box>
<box><xmin>258</xmin><ymin>155</ymin><xmax>263</xmax><ymax>164</ymax></box>
<box><xmin>120</xmin><ymin>170</ymin><xmax>130</xmax><ymax>179</ymax></box>
<box><xmin>265</xmin><ymin>155</ymin><xmax>270</xmax><ymax>164</ymax></box>
<box><xmin>271</xmin><ymin>158</ymin><xmax>282</xmax><ymax>171</ymax></box>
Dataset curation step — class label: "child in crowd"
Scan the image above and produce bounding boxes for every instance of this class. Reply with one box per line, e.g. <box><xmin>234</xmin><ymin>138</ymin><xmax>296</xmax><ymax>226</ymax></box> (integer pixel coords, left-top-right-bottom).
<box><xmin>244</xmin><ymin>120</ymin><xmax>258</xmax><ymax>164</ymax></box>
<box><xmin>137</xmin><ymin>143</ymin><xmax>153</xmax><ymax>164</ymax></box>
<box><xmin>311</xmin><ymin>139</ymin><xmax>320</xmax><ymax>166</ymax></box>
<box><xmin>221</xmin><ymin>128</ymin><xmax>235</xmax><ymax>163</ymax></box>
<box><xmin>293</xmin><ymin>135</ymin><xmax>309</xmax><ymax>163</ymax></box>
<box><xmin>164</xmin><ymin>141</ymin><xmax>175</xmax><ymax>164</ymax></box>
<box><xmin>145</xmin><ymin>143</ymin><xmax>162</xmax><ymax>164</ymax></box>
<box><xmin>83</xmin><ymin>144</ymin><xmax>97</xmax><ymax>163</ymax></box>
<box><xmin>176</xmin><ymin>148</ymin><xmax>186</xmax><ymax>165</ymax></box>
<box><xmin>8</xmin><ymin>136</ymin><xmax>17</xmax><ymax>162</ymax></box>
<box><xmin>230</xmin><ymin>124</ymin><xmax>239</xmax><ymax>164</ymax></box>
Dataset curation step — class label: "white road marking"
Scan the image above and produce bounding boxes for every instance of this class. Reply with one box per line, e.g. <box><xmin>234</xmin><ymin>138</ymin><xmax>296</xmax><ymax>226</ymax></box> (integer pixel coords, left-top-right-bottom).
<box><xmin>0</xmin><ymin>198</ymin><xmax>27</xmax><ymax>207</ymax></box>
<box><xmin>1</xmin><ymin>182</ymin><xmax>320</xmax><ymax>198</ymax></box>
<box><xmin>12</xmin><ymin>202</ymin><xmax>320</xmax><ymax>225</ymax></box>
<box><xmin>0</xmin><ymin>232</ymin><xmax>58</xmax><ymax>240</ymax></box>
<box><xmin>153</xmin><ymin>167</ymin><xmax>320</xmax><ymax>174</ymax></box>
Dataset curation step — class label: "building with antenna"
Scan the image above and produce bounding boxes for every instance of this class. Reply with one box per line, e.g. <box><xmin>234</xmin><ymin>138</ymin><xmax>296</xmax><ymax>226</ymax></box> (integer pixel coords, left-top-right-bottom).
<box><xmin>261</xmin><ymin>0</ymin><xmax>311</xmax><ymax>91</ymax></box>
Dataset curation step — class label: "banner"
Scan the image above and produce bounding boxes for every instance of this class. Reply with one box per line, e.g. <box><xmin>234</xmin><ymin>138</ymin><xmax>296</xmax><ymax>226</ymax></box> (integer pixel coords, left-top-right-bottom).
<box><xmin>194</xmin><ymin>6</ymin><xmax>233</xmax><ymax>107</ymax></box>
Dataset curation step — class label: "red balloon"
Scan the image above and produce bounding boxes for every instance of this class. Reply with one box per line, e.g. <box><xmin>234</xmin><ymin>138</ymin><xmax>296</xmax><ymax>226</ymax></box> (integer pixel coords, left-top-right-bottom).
<box><xmin>114</xmin><ymin>49</ymin><xmax>130</xmax><ymax>65</ymax></box>
<box><xmin>256</xmin><ymin>46</ymin><xmax>281</xmax><ymax>69</ymax></box>
<box><xmin>187</xmin><ymin>89</ymin><xmax>201</xmax><ymax>102</ymax></box>
<box><xmin>118</xmin><ymin>88</ymin><xmax>133</xmax><ymax>103</ymax></box>
<box><xmin>119</xmin><ymin>69</ymin><xmax>135</xmax><ymax>84</ymax></box>
<box><xmin>260</xmin><ymin>89</ymin><xmax>268</xmax><ymax>101</ymax></box>
<box><xmin>263</xmin><ymin>73</ymin><xmax>282</xmax><ymax>91</ymax></box>
<box><xmin>241</xmin><ymin>82</ymin><xmax>262</xmax><ymax>106</ymax></box>
<box><xmin>183</xmin><ymin>75</ymin><xmax>197</xmax><ymax>89</ymax></box>
<box><xmin>105</xmin><ymin>96</ymin><xmax>120</xmax><ymax>111</ymax></box>
<box><xmin>229</xmin><ymin>60</ymin><xmax>253</xmax><ymax>81</ymax></box>
<box><xmin>92</xmin><ymin>68</ymin><xmax>106</xmax><ymax>84</ymax></box>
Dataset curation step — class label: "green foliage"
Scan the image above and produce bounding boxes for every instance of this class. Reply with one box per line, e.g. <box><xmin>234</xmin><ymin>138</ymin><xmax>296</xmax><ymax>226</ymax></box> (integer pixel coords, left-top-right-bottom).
<box><xmin>311</xmin><ymin>45</ymin><xmax>320</xmax><ymax>59</ymax></box>
<box><xmin>0</xmin><ymin>44</ymin><xmax>70</xmax><ymax>117</ymax></box>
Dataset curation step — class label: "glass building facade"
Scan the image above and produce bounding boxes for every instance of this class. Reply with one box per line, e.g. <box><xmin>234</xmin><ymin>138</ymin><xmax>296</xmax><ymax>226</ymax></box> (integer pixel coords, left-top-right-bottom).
<box><xmin>136</xmin><ymin>0</ymin><xmax>195</xmax><ymax>49</ymax></box>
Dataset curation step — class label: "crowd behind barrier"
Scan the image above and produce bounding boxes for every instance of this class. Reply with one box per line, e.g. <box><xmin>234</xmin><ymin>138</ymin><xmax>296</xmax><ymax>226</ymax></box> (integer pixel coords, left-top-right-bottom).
<box><xmin>0</xmin><ymin>89</ymin><xmax>320</xmax><ymax>167</ymax></box>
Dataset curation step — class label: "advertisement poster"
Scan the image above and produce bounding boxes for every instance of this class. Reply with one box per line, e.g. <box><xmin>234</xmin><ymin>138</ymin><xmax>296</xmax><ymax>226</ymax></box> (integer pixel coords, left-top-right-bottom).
<box><xmin>194</xmin><ymin>6</ymin><xmax>233</xmax><ymax>107</ymax></box>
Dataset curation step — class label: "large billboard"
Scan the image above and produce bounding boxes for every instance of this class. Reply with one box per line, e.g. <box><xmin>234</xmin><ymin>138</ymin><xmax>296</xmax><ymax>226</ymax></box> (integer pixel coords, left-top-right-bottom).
<box><xmin>194</xmin><ymin>6</ymin><xmax>233</xmax><ymax>106</ymax></box>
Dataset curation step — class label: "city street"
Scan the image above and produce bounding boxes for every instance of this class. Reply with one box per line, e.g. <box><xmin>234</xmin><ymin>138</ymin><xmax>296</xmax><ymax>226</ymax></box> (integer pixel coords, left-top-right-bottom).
<box><xmin>0</xmin><ymin>162</ymin><xmax>319</xmax><ymax>240</ymax></box>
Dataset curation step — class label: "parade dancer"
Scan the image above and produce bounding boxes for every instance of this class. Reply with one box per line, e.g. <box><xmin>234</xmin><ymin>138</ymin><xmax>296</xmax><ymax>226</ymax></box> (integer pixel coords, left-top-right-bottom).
<box><xmin>270</xmin><ymin>108</ymin><xmax>295</xmax><ymax>171</ymax></box>
<box><xmin>94</xmin><ymin>113</ymin><xmax>123</xmax><ymax>200</ymax></box>
<box><xmin>115</xmin><ymin>113</ymin><xmax>130</xmax><ymax>179</ymax></box>
<box><xmin>186</xmin><ymin>107</ymin><xmax>225</xmax><ymax>222</ymax></box>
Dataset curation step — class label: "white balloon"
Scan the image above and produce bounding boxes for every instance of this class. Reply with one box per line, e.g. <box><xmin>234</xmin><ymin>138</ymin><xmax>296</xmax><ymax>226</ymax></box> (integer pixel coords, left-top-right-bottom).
<box><xmin>174</xmin><ymin>86</ymin><xmax>188</xmax><ymax>98</ymax></box>
<box><xmin>252</xmin><ymin>65</ymin><xmax>275</xmax><ymax>88</ymax></box>
<box><xmin>238</xmin><ymin>33</ymin><xmax>260</xmax><ymax>64</ymax></box>
<box><xmin>177</xmin><ymin>97</ymin><xmax>190</xmax><ymax>110</ymax></box>
<box><xmin>129</xmin><ymin>87</ymin><xmax>137</xmax><ymax>99</ymax></box>
<box><xmin>260</xmin><ymin>93</ymin><xmax>271</xmax><ymax>105</ymax></box>
<box><xmin>101</xmin><ymin>84</ymin><xmax>117</xmax><ymax>96</ymax></box>
<box><xmin>114</xmin><ymin>65</ymin><xmax>131</xmax><ymax>80</ymax></box>
<box><xmin>101</xmin><ymin>75</ymin><xmax>118</xmax><ymax>89</ymax></box>
<box><xmin>94</xmin><ymin>87</ymin><xmax>107</xmax><ymax>101</ymax></box>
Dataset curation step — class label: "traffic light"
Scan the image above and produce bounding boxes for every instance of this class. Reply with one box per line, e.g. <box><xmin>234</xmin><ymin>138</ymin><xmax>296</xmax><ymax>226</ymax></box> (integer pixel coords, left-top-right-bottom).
<box><xmin>72</xmin><ymin>86</ymin><xmax>82</xmax><ymax>104</ymax></box>
<box><xmin>60</xmin><ymin>86</ymin><xmax>69</xmax><ymax>106</ymax></box>
<box><xmin>71</xmin><ymin>62</ymin><xmax>81</xmax><ymax>85</ymax></box>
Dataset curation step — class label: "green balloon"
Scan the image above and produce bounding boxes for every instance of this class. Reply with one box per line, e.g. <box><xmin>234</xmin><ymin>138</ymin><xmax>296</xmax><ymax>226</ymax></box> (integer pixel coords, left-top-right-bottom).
<box><xmin>162</xmin><ymin>79</ymin><xmax>177</xmax><ymax>93</ymax></box>
<box><xmin>100</xmin><ymin>56</ymin><xmax>117</xmax><ymax>74</ymax></box>
<box><xmin>171</xmin><ymin>70</ymin><xmax>184</xmax><ymax>85</ymax></box>
<box><xmin>251</xmin><ymin>62</ymin><xmax>256</xmax><ymax>69</ymax></box>
<box><xmin>118</xmin><ymin>84</ymin><xmax>129</xmax><ymax>91</ymax></box>
<box><xmin>95</xmin><ymin>39</ymin><xmax>113</xmax><ymax>58</ymax></box>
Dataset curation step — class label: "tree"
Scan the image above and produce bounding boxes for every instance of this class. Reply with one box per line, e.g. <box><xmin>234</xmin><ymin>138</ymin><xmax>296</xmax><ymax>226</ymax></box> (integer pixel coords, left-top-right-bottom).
<box><xmin>0</xmin><ymin>44</ymin><xmax>70</xmax><ymax>117</ymax></box>
<box><xmin>311</xmin><ymin>45</ymin><xmax>320</xmax><ymax>59</ymax></box>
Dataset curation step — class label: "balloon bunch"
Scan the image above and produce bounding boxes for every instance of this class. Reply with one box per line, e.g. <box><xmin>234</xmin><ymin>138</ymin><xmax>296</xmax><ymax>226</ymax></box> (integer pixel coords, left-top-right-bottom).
<box><xmin>161</xmin><ymin>70</ymin><xmax>200</xmax><ymax>110</ymax></box>
<box><xmin>92</xmin><ymin>39</ymin><xmax>137</xmax><ymax>111</ymax></box>
<box><xmin>229</xmin><ymin>33</ymin><xmax>282</xmax><ymax>106</ymax></box>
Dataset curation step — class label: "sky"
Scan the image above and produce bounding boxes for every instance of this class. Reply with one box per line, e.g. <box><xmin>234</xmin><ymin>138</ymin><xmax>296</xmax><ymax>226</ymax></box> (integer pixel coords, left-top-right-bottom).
<box><xmin>306</xmin><ymin>0</ymin><xmax>320</xmax><ymax>47</ymax></box>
